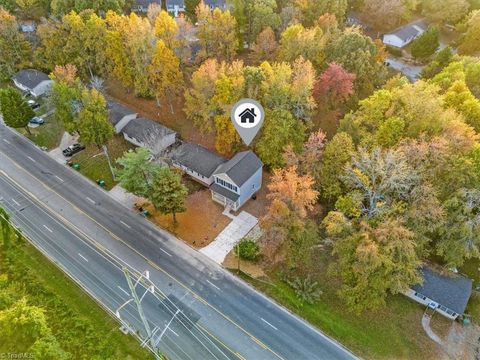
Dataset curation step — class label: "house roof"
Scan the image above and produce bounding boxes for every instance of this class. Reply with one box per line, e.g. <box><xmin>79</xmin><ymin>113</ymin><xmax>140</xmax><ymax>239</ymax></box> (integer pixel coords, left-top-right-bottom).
<box><xmin>204</xmin><ymin>0</ymin><xmax>226</xmax><ymax>9</ymax></box>
<box><xmin>214</xmin><ymin>151</ymin><xmax>262</xmax><ymax>187</ymax></box>
<box><xmin>133</xmin><ymin>0</ymin><xmax>161</xmax><ymax>7</ymax></box>
<box><xmin>166</xmin><ymin>0</ymin><xmax>184</xmax><ymax>6</ymax></box>
<box><xmin>412</xmin><ymin>267</ymin><xmax>472</xmax><ymax>315</ymax></box>
<box><xmin>210</xmin><ymin>183</ymin><xmax>240</xmax><ymax>201</ymax></box>
<box><xmin>12</xmin><ymin>69</ymin><xmax>50</xmax><ymax>90</ymax></box>
<box><xmin>172</xmin><ymin>142</ymin><xmax>226</xmax><ymax>178</ymax></box>
<box><xmin>385</xmin><ymin>20</ymin><xmax>427</xmax><ymax>42</ymax></box>
<box><xmin>107</xmin><ymin>101</ymin><xmax>136</xmax><ymax>125</ymax></box>
<box><xmin>121</xmin><ymin>117</ymin><xmax>176</xmax><ymax>143</ymax></box>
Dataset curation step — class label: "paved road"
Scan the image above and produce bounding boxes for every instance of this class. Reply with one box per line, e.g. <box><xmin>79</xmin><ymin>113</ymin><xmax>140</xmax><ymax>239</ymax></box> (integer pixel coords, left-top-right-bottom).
<box><xmin>0</xmin><ymin>123</ymin><xmax>358</xmax><ymax>360</ymax></box>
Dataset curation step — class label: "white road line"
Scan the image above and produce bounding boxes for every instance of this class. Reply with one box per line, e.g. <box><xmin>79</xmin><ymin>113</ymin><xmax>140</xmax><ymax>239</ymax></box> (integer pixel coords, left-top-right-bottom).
<box><xmin>169</xmin><ymin>328</ymin><xmax>179</xmax><ymax>337</ymax></box>
<box><xmin>260</xmin><ymin>318</ymin><xmax>278</xmax><ymax>331</ymax></box>
<box><xmin>206</xmin><ymin>279</ymin><xmax>221</xmax><ymax>291</ymax></box>
<box><xmin>117</xmin><ymin>286</ymin><xmax>129</xmax><ymax>296</ymax></box>
<box><xmin>55</xmin><ymin>175</ymin><xmax>64</xmax><ymax>182</ymax></box>
<box><xmin>27</xmin><ymin>156</ymin><xmax>35</xmax><ymax>162</ymax></box>
<box><xmin>78</xmin><ymin>253</ymin><xmax>89</xmax><ymax>262</ymax></box>
<box><xmin>2</xmin><ymin>139</ymin><xmax>10</xmax><ymax>144</ymax></box>
<box><xmin>86</xmin><ymin>196</ymin><xmax>95</xmax><ymax>204</ymax></box>
<box><xmin>120</xmin><ymin>220</ymin><xmax>131</xmax><ymax>229</ymax></box>
<box><xmin>11</xmin><ymin>198</ymin><xmax>20</xmax><ymax>206</ymax></box>
<box><xmin>160</xmin><ymin>248</ymin><xmax>172</xmax><ymax>257</ymax></box>
<box><xmin>42</xmin><ymin>224</ymin><xmax>53</xmax><ymax>233</ymax></box>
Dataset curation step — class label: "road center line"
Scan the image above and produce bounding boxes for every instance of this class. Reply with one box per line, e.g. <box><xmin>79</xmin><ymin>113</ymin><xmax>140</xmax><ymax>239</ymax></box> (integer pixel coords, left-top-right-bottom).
<box><xmin>159</xmin><ymin>248</ymin><xmax>172</xmax><ymax>257</ymax></box>
<box><xmin>117</xmin><ymin>286</ymin><xmax>129</xmax><ymax>296</ymax></box>
<box><xmin>42</xmin><ymin>224</ymin><xmax>53</xmax><ymax>233</ymax></box>
<box><xmin>260</xmin><ymin>318</ymin><xmax>278</xmax><ymax>331</ymax></box>
<box><xmin>78</xmin><ymin>253</ymin><xmax>88</xmax><ymax>262</ymax></box>
<box><xmin>86</xmin><ymin>196</ymin><xmax>95</xmax><ymax>204</ymax></box>
<box><xmin>2</xmin><ymin>139</ymin><xmax>10</xmax><ymax>144</ymax></box>
<box><xmin>120</xmin><ymin>220</ymin><xmax>131</xmax><ymax>229</ymax></box>
<box><xmin>206</xmin><ymin>279</ymin><xmax>221</xmax><ymax>291</ymax></box>
<box><xmin>11</xmin><ymin>198</ymin><xmax>20</xmax><ymax>206</ymax></box>
<box><xmin>27</xmin><ymin>156</ymin><xmax>35</xmax><ymax>162</ymax></box>
<box><xmin>55</xmin><ymin>175</ymin><xmax>64</xmax><ymax>182</ymax></box>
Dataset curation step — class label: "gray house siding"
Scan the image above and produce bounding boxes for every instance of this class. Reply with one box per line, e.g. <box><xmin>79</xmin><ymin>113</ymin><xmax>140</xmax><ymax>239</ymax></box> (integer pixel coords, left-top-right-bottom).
<box><xmin>237</xmin><ymin>167</ymin><xmax>262</xmax><ymax>208</ymax></box>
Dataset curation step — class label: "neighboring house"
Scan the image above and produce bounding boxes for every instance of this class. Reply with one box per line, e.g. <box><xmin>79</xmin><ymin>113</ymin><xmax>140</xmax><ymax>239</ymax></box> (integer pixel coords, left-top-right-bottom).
<box><xmin>18</xmin><ymin>21</ymin><xmax>36</xmax><ymax>33</ymax></box>
<box><xmin>166</xmin><ymin>0</ymin><xmax>185</xmax><ymax>17</ymax></box>
<box><xmin>382</xmin><ymin>20</ymin><xmax>427</xmax><ymax>48</ymax></box>
<box><xmin>107</xmin><ymin>101</ymin><xmax>137</xmax><ymax>133</ymax></box>
<box><xmin>131</xmin><ymin>0</ymin><xmax>161</xmax><ymax>12</ymax></box>
<box><xmin>172</xmin><ymin>142</ymin><xmax>226</xmax><ymax>186</ymax></box>
<box><xmin>204</xmin><ymin>0</ymin><xmax>227</xmax><ymax>11</ymax></box>
<box><xmin>210</xmin><ymin>151</ymin><xmax>263</xmax><ymax>211</ymax></box>
<box><xmin>403</xmin><ymin>267</ymin><xmax>472</xmax><ymax>320</ymax></box>
<box><xmin>12</xmin><ymin>69</ymin><xmax>53</xmax><ymax>97</ymax></box>
<box><xmin>121</xmin><ymin>117</ymin><xmax>176</xmax><ymax>155</ymax></box>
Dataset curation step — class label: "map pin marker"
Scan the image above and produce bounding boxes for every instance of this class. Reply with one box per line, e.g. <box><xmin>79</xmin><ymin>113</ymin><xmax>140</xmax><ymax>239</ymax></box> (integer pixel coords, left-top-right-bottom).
<box><xmin>230</xmin><ymin>99</ymin><xmax>265</xmax><ymax>146</ymax></box>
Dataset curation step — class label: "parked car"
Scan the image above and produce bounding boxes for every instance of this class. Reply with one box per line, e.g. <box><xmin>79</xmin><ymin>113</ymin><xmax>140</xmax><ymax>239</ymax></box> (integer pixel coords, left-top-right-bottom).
<box><xmin>27</xmin><ymin>99</ymin><xmax>40</xmax><ymax>109</ymax></box>
<box><xmin>29</xmin><ymin>116</ymin><xmax>44</xmax><ymax>125</ymax></box>
<box><xmin>62</xmin><ymin>143</ymin><xmax>86</xmax><ymax>157</ymax></box>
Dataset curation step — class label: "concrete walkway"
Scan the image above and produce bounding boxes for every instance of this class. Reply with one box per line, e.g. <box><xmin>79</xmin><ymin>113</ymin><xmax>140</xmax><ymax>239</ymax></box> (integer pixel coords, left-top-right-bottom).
<box><xmin>422</xmin><ymin>312</ymin><xmax>444</xmax><ymax>346</ymax></box>
<box><xmin>200</xmin><ymin>211</ymin><xmax>258</xmax><ymax>264</ymax></box>
<box><xmin>109</xmin><ymin>184</ymin><xmax>146</xmax><ymax>210</ymax></box>
<box><xmin>49</xmin><ymin>132</ymin><xmax>78</xmax><ymax>164</ymax></box>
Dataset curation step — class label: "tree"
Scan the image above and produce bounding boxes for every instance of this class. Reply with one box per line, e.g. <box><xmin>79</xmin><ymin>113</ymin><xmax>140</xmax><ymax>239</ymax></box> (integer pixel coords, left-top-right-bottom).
<box><xmin>0</xmin><ymin>8</ymin><xmax>31</xmax><ymax>81</ymax></box>
<box><xmin>0</xmin><ymin>88</ymin><xmax>34</xmax><ymax>134</ymax></box>
<box><xmin>147</xmin><ymin>2</ymin><xmax>163</xmax><ymax>24</ymax></box>
<box><xmin>313</xmin><ymin>62</ymin><xmax>356</xmax><ymax>109</ymax></box>
<box><xmin>420</xmin><ymin>46</ymin><xmax>454</xmax><ymax>79</ymax></box>
<box><xmin>422</xmin><ymin>0</ymin><xmax>470</xmax><ymax>24</ymax></box>
<box><xmin>115</xmin><ymin>147</ymin><xmax>161</xmax><ymax>197</ymax></box>
<box><xmin>410</xmin><ymin>26</ymin><xmax>439</xmax><ymax>60</ymax></box>
<box><xmin>50</xmin><ymin>0</ymin><xmax>124</xmax><ymax>16</ymax></box>
<box><xmin>256</xmin><ymin>109</ymin><xmax>306</xmax><ymax>168</ymax></box>
<box><xmin>443</xmin><ymin>80</ymin><xmax>480</xmax><ymax>132</ymax></box>
<box><xmin>196</xmin><ymin>4</ymin><xmax>238</xmax><ymax>61</ymax></box>
<box><xmin>154</xmin><ymin>10</ymin><xmax>178</xmax><ymax>49</ymax></box>
<box><xmin>361</xmin><ymin>0</ymin><xmax>409</xmax><ymax>30</ymax></box>
<box><xmin>251</xmin><ymin>27</ymin><xmax>278</xmax><ymax>62</ymax></box>
<box><xmin>342</xmin><ymin>148</ymin><xmax>418</xmax><ymax>218</ymax></box>
<box><xmin>295</xmin><ymin>0</ymin><xmax>348</xmax><ymax>27</ymax></box>
<box><xmin>290</xmin><ymin>57</ymin><xmax>317</xmax><ymax>120</ymax></box>
<box><xmin>149</xmin><ymin>40</ymin><xmax>183</xmax><ymax>113</ymax></box>
<box><xmin>15</xmin><ymin>0</ymin><xmax>47</xmax><ymax>19</ymax></box>
<box><xmin>149</xmin><ymin>167</ymin><xmax>188</xmax><ymax>223</ymax></box>
<box><xmin>50</xmin><ymin>65</ymin><xmax>83</xmax><ymax>133</ymax></box>
<box><xmin>326</xmin><ymin>218</ymin><xmax>421</xmax><ymax>313</ymax></box>
<box><xmin>318</xmin><ymin>132</ymin><xmax>355</xmax><ymax>203</ymax></box>
<box><xmin>185</xmin><ymin>0</ymin><xmax>200</xmax><ymax>22</ymax></box>
<box><xmin>214</xmin><ymin>114</ymin><xmax>241</xmax><ymax>155</ymax></box>
<box><xmin>458</xmin><ymin>10</ymin><xmax>480</xmax><ymax>55</ymax></box>
<box><xmin>244</xmin><ymin>0</ymin><xmax>281</xmax><ymax>46</ymax></box>
<box><xmin>78</xmin><ymin>89</ymin><xmax>113</xmax><ymax>147</ymax></box>
<box><xmin>437</xmin><ymin>189</ymin><xmax>480</xmax><ymax>267</ymax></box>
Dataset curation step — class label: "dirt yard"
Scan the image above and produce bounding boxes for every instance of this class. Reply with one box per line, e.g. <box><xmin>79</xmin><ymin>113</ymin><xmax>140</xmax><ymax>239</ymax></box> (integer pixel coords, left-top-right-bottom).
<box><xmin>144</xmin><ymin>189</ymin><xmax>231</xmax><ymax>248</ymax></box>
<box><xmin>105</xmin><ymin>78</ymin><xmax>215</xmax><ymax>150</ymax></box>
<box><xmin>223</xmin><ymin>251</ymin><xmax>266</xmax><ymax>278</ymax></box>
<box><xmin>239</xmin><ymin>171</ymin><xmax>271</xmax><ymax>219</ymax></box>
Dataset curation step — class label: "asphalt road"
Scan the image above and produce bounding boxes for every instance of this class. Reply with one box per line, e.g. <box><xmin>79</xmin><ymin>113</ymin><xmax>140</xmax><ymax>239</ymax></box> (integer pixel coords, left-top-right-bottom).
<box><xmin>0</xmin><ymin>123</ymin><xmax>358</xmax><ymax>360</ymax></box>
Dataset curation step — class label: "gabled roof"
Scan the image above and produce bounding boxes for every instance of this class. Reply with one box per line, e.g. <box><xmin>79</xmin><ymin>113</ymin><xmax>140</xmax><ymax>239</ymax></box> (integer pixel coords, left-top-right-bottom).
<box><xmin>385</xmin><ymin>20</ymin><xmax>427</xmax><ymax>42</ymax></box>
<box><xmin>412</xmin><ymin>267</ymin><xmax>472</xmax><ymax>315</ymax></box>
<box><xmin>133</xmin><ymin>0</ymin><xmax>161</xmax><ymax>7</ymax></box>
<box><xmin>214</xmin><ymin>151</ymin><xmax>262</xmax><ymax>187</ymax></box>
<box><xmin>12</xmin><ymin>69</ymin><xmax>51</xmax><ymax>90</ymax></box>
<box><xmin>107</xmin><ymin>100</ymin><xmax>136</xmax><ymax>125</ymax></box>
<box><xmin>210</xmin><ymin>183</ymin><xmax>240</xmax><ymax>201</ymax></box>
<box><xmin>172</xmin><ymin>142</ymin><xmax>226</xmax><ymax>178</ymax></box>
<box><xmin>204</xmin><ymin>0</ymin><xmax>226</xmax><ymax>9</ymax></box>
<box><xmin>122</xmin><ymin>117</ymin><xmax>175</xmax><ymax>143</ymax></box>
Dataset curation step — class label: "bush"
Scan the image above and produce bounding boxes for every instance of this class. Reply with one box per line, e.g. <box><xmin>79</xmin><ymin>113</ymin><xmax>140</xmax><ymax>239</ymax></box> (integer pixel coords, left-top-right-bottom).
<box><xmin>236</xmin><ymin>238</ymin><xmax>260</xmax><ymax>261</ymax></box>
<box><xmin>386</xmin><ymin>45</ymin><xmax>402</xmax><ymax>57</ymax></box>
<box><xmin>285</xmin><ymin>275</ymin><xmax>323</xmax><ymax>305</ymax></box>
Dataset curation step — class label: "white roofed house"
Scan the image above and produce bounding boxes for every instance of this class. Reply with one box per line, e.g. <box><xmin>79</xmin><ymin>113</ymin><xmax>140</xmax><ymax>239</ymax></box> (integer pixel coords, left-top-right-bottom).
<box><xmin>210</xmin><ymin>151</ymin><xmax>263</xmax><ymax>211</ymax></box>
<box><xmin>121</xmin><ymin>117</ymin><xmax>177</xmax><ymax>155</ymax></box>
<box><xmin>382</xmin><ymin>20</ymin><xmax>427</xmax><ymax>48</ymax></box>
<box><xmin>166</xmin><ymin>0</ymin><xmax>185</xmax><ymax>17</ymax></box>
<box><xmin>12</xmin><ymin>69</ymin><xmax>53</xmax><ymax>97</ymax></box>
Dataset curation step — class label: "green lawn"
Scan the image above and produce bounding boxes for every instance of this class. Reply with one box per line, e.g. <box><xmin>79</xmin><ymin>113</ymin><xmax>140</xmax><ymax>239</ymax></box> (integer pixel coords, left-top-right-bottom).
<box><xmin>231</xmin><ymin>256</ymin><xmax>443</xmax><ymax>360</ymax></box>
<box><xmin>0</xmin><ymin>218</ymin><xmax>153</xmax><ymax>359</ymax></box>
<box><xmin>71</xmin><ymin>135</ymin><xmax>133</xmax><ymax>190</ymax></box>
<box><xmin>18</xmin><ymin>112</ymin><xmax>64</xmax><ymax>150</ymax></box>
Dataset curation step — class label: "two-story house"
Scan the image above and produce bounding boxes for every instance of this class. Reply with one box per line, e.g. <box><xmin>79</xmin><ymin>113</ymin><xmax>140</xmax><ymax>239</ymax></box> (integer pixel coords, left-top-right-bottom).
<box><xmin>210</xmin><ymin>151</ymin><xmax>262</xmax><ymax>211</ymax></box>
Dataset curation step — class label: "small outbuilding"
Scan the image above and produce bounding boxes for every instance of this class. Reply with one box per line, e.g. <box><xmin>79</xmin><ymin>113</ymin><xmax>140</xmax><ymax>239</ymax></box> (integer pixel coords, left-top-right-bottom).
<box><xmin>382</xmin><ymin>20</ymin><xmax>427</xmax><ymax>48</ymax></box>
<box><xmin>107</xmin><ymin>100</ymin><xmax>137</xmax><ymax>133</ymax></box>
<box><xmin>12</xmin><ymin>69</ymin><xmax>53</xmax><ymax>97</ymax></box>
<box><xmin>172</xmin><ymin>142</ymin><xmax>226</xmax><ymax>186</ymax></box>
<box><xmin>121</xmin><ymin>117</ymin><xmax>176</xmax><ymax>155</ymax></box>
<box><xmin>404</xmin><ymin>267</ymin><xmax>472</xmax><ymax>320</ymax></box>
